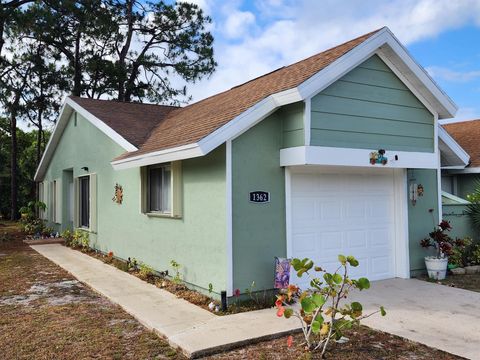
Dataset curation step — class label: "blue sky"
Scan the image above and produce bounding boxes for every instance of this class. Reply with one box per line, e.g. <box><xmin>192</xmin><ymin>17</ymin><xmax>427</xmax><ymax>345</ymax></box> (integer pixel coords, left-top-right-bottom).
<box><xmin>187</xmin><ymin>0</ymin><xmax>480</xmax><ymax>123</ymax></box>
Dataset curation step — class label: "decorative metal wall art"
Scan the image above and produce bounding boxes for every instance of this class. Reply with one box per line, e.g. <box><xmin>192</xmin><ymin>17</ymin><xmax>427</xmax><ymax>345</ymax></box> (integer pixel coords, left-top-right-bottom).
<box><xmin>112</xmin><ymin>183</ymin><xmax>123</xmax><ymax>204</ymax></box>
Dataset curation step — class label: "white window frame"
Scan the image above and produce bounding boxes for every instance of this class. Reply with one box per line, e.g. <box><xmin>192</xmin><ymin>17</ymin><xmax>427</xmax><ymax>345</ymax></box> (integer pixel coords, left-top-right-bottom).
<box><xmin>147</xmin><ymin>164</ymin><xmax>172</xmax><ymax>214</ymax></box>
<box><xmin>142</xmin><ymin>161</ymin><xmax>182</xmax><ymax>218</ymax></box>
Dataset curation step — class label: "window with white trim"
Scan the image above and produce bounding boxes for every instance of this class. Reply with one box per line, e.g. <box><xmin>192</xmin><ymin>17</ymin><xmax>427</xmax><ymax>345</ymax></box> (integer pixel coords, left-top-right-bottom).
<box><xmin>142</xmin><ymin>162</ymin><xmax>182</xmax><ymax>217</ymax></box>
<box><xmin>148</xmin><ymin>164</ymin><xmax>171</xmax><ymax>213</ymax></box>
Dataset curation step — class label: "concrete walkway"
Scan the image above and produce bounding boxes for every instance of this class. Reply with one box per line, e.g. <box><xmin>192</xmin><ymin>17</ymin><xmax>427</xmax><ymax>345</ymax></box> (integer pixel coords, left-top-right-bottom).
<box><xmin>351</xmin><ymin>278</ymin><xmax>480</xmax><ymax>360</ymax></box>
<box><xmin>31</xmin><ymin>244</ymin><xmax>299</xmax><ymax>358</ymax></box>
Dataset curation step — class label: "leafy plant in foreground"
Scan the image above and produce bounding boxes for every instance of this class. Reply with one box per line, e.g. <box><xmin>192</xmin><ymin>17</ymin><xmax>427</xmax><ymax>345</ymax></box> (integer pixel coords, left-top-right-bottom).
<box><xmin>276</xmin><ymin>255</ymin><xmax>386</xmax><ymax>357</ymax></box>
<box><xmin>170</xmin><ymin>260</ymin><xmax>182</xmax><ymax>284</ymax></box>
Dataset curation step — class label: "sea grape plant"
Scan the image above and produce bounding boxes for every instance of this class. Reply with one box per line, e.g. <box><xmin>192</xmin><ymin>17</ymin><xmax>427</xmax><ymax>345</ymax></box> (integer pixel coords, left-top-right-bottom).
<box><xmin>276</xmin><ymin>255</ymin><xmax>386</xmax><ymax>357</ymax></box>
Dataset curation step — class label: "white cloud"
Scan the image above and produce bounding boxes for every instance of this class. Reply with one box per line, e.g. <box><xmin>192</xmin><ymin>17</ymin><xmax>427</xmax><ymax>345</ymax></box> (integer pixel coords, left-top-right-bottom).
<box><xmin>223</xmin><ymin>10</ymin><xmax>255</xmax><ymax>39</ymax></box>
<box><xmin>185</xmin><ymin>0</ymin><xmax>480</xmax><ymax>103</ymax></box>
<box><xmin>426</xmin><ymin>66</ymin><xmax>480</xmax><ymax>83</ymax></box>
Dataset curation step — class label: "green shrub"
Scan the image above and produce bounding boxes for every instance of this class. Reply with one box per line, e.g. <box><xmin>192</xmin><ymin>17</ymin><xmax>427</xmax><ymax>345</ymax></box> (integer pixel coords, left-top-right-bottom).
<box><xmin>65</xmin><ymin>229</ymin><xmax>89</xmax><ymax>250</ymax></box>
<box><xmin>170</xmin><ymin>260</ymin><xmax>182</xmax><ymax>284</ymax></box>
<box><xmin>467</xmin><ymin>180</ymin><xmax>480</xmax><ymax>232</ymax></box>
<box><xmin>138</xmin><ymin>263</ymin><xmax>154</xmax><ymax>280</ymax></box>
<box><xmin>276</xmin><ymin>255</ymin><xmax>385</xmax><ymax>356</ymax></box>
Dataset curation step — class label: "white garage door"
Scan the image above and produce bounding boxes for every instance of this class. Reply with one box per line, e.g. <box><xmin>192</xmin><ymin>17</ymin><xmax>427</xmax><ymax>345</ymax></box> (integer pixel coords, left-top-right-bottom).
<box><xmin>290</xmin><ymin>167</ymin><xmax>396</xmax><ymax>287</ymax></box>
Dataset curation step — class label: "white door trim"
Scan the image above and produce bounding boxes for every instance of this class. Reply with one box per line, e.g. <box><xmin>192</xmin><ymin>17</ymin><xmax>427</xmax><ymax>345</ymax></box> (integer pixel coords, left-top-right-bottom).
<box><xmin>393</xmin><ymin>168</ymin><xmax>410</xmax><ymax>279</ymax></box>
<box><xmin>285</xmin><ymin>167</ymin><xmax>293</xmax><ymax>259</ymax></box>
<box><xmin>286</xmin><ymin>166</ymin><xmax>410</xmax><ymax>279</ymax></box>
<box><xmin>226</xmin><ymin>140</ymin><xmax>233</xmax><ymax>296</ymax></box>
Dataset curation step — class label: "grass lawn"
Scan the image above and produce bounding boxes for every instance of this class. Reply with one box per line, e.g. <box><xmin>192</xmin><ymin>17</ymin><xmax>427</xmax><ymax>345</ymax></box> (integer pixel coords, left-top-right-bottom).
<box><xmin>0</xmin><ymin>221</ymin><xmax>463</xmax><ymax>359</ymax></box>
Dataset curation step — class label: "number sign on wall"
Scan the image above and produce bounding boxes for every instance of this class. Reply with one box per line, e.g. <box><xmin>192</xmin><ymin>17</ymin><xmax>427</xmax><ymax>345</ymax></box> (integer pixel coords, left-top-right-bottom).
<box><xmin>249</xmin><ymin>191</ymin><xmax>270</xmax><ymax>203</ymax></box>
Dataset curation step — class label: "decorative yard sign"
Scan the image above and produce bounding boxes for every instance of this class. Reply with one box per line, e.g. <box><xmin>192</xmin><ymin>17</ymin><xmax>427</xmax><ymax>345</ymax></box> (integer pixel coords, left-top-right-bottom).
<box><xmin>274</xmin><ymin>257</ymin><xmax>291</xmax><ymax>289</ymax></box>
<box><xmin>249</xmin><ymin>191</ymin><xmax>270</xmax><ymax>203</ymax></box>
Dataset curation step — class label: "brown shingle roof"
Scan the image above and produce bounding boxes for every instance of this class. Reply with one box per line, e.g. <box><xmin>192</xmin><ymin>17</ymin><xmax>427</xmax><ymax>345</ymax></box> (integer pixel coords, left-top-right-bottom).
<box><xmin>443</xmin><ymin>120</ymin><xmax>480</xmax><ymax>167</ymax></box>
<box><xmin>69</xmin><ymin>96</ymin><xmax>179</xmax><ymax>148</ymax></box>
<box><xmin>113</xmin><ymin>27</ymin><xmax>382</xmax><ymax>161</ymax></box>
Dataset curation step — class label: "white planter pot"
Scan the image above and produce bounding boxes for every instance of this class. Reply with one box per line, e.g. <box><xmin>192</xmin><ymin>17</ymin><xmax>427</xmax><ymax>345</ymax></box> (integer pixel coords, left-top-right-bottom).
<box><xmin>425</xmin><ymin>257</ymin><xmax>448</xmax><ymax>280</ymax></box>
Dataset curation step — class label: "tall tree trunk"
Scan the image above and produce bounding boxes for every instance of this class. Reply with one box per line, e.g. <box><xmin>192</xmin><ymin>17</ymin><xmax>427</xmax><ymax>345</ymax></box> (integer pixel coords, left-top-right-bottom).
<box><xmin>117</xmin><ymin>0</ymin><xmax>134</xmax><ymax>102</ymax></box>
<box><xmin>10</xmin><ymin>111</ymin><xmax>18</xmax><ymax>220</ymax></box>
<box><xmin>72</xmin><ymin>28</ymin><xmax>82</xmax><ymax>96</ymax></box>
<box><xmin>36</xmin><ymin>109</ymin><xmax>43</xmax><ymax>166</ymax></box>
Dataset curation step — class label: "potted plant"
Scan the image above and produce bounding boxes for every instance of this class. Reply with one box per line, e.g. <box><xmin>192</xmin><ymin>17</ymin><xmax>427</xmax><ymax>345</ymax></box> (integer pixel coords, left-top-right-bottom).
<box><xmin>420</xmin><ymin>220</ymin><xmax>456</xmax><ymax>280</ymax></box>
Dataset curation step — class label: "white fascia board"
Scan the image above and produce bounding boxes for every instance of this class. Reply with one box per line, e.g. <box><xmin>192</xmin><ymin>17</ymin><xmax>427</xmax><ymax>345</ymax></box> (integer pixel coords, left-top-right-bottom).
<box><xmin>34</xmin><ymin>102</ymin><xmax>72</xmax><ymax>182</ymax></box>
<box><xmin>442</xmin><ymin>191</ymin><xmax>470</xmax><ymax>204</ymax></box>
<box><xmin>199</xmin><ymin>88</ymin><xmax>302</xmax><ymax>152</ymax></box>
<box><xmin>280</xmin><ymin>146</ymin><xmax>438</xmax><ymax>169</ymax></box>
<box><xmin>298</xmin><ymin>28</ymin><xmax>457</xmax><ymax>119</ymax></box>
<box><xmin>445</xmin><ymin>167</ymin><xmax>480</xmax><ymax>174</ymax></box>
<box><xmin>298</xmin><ymin>28</ymin><xmax>390</xmax><ymax>99</ymax></box>
<box><xmin>112</xmin><ymin>88</ymin><xmax>302</xmax><ymax>170</ymax></box>
<box><xmin>66</xmin><ymin>98</ymin><xmax>138</xmax><ymax>152</ymax></box>
<box><xmin>111</xmin><ymin>143</ymin><xmax>203</xmax><ymax>170</ymax></box>
<box><xmin>380</xmin><ymin>28</ymin><xmax>457</xmax><ymax>118</ymax></box>
<box><xmin>438</xmin><ymin>126</ymin><xmax>470</xmax><ymax>166</ymax></box>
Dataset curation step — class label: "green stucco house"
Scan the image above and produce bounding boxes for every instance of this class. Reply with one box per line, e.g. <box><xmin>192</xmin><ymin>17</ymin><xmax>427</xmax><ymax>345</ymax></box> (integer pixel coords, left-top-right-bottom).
<box><xmin>35</xmin><ymin>27</ymin><xmax>469</xmax><ymax>297</ymax></box>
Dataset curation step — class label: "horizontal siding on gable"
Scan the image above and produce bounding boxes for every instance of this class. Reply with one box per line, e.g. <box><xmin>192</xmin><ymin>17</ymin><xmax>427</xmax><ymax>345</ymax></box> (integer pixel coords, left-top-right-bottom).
<box><xmin>310</xmin><ymin>54</ymin><xmax>434</xmax><ymax>153</ymax></box>
<box><xmin>280</xmin><ymin>102</ymin><xmax>304</xmax><ymax>148</ymax></box>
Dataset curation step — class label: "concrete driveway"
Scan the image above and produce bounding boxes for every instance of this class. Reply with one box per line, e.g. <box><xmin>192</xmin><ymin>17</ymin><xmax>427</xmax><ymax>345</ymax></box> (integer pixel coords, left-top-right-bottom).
<box><xmin>351</xmin><ymin>278</ymin><xmax>480</xmax><ymax>359</ymax></box>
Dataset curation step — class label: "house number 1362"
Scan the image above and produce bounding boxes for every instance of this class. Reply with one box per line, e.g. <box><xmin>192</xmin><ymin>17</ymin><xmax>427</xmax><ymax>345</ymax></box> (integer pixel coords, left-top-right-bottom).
<box><xmin>249</xmin><ymin>191</ymin><xmax>270</xmax><ymax>203</ymax></box>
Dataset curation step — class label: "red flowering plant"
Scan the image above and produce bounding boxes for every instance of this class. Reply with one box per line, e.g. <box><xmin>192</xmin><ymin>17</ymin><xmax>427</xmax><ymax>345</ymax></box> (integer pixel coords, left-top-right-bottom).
<box><xmin>420</xmin><ymin>220</ymin><xmax>462</xmax><ymax>259</ymax></box>
<box><xmin>275</xmin><ymin>255</ymin><xmax>385</xmax><ymax>357</ymax></box>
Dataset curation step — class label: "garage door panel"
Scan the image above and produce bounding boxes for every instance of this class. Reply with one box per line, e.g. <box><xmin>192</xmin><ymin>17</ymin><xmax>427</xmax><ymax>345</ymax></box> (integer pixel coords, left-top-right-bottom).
<box><xmin>292</xmin><ymin>233</ymin><xmax>316</xmax><ymax>254</ymax></box>
<box><xmin>292</xmin><ymin>198</ymin><xmax>316</xmax><ymax>222</ymax></box>
<box><xmin>291</xmin><ymin>169</ymin><xmax>396</xmax><ymax>285</ymax></box>
<box><xmin>371</xmin><ymin>256</ymin><xmax>392</xmax><ymax>277</ymax></box>
<box><xmin>345</xmin><ymin>200</ymin><xmax>367</xmax><ymax>219</ymax></box>
<box><xmin>320</xmin><ymin>231</ymin><xmax>343</xmax><ymax>251</ymax></box>
<box><xmin>319</xmin><ymin>200</ymin><xmax>342</xmax><ymax>221</ymax></box>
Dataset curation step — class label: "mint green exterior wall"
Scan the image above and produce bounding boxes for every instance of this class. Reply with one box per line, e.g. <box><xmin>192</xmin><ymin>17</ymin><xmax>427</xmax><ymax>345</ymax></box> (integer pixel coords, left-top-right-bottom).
<box><xmin>232</xmin><ymin>111</ymin><xmax>286</xmax><ymax>292</ymax></box>
<box><xmin>443</xmin><ymin>204</ymin><xmax>477</xmax><ymax>240</ymax></box>
<box><xmin>407</xmin><ymin>169</ymin><xmax>440</xmax><ymax>274</ymax></box>
<box><xmin>42</xmin><ymin>112</ymin><xmax>227</xmax><ymax>295</ymax></box>
<box><xmin>281</xmin><ymin>102</ymin><xmax>304</xmax><ymax>148</ymax></box>
<box><xmin>310</xmin><ymin>55</ymin><xmax>434</xmax><ymax>152</ymax></box>
<box><xmin>456</xmin><ymin>174</ymin><xmax>480</xmax><ymax>199</ymax></box>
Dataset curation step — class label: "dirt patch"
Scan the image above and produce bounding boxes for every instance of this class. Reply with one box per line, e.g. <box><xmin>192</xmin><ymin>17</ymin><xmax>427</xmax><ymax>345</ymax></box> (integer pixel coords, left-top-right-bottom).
<box><xmin>0</xmin><ymin>221</ymin><xmax>186</xmax><ymax>360</ymax></box>
<box><xmin>209</xmin><ymin>327</ymin><xmax>464</xmax><ymax>360</ymax></box>
<box><xmin>418</xmin><ymin>273</ymin><xmax>480</xmax><ymax>293</ymax></box>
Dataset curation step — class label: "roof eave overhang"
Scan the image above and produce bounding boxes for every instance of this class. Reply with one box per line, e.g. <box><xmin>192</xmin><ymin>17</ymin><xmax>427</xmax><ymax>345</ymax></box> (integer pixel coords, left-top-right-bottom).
<box><xmin>112</xmin><ymin>27</ymin><xmax>459</xmax><ymax>170</ymax></box>
<box><xmin>438</xmin><ymin>126</ymin><xmax>470</xmax><ymax>169</ymax></box>
<box><xmin>34</xmin><ymin>97</ymin><xmax>138</xmax><ymax>182</ymax></box>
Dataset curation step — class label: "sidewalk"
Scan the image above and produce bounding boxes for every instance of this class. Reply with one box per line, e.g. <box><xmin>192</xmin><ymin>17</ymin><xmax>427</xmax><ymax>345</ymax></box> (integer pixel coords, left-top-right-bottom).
<box><xmin>31</xmin><ymin>244</ymin><xmax>299</xmax><ymax>358</ymax></box>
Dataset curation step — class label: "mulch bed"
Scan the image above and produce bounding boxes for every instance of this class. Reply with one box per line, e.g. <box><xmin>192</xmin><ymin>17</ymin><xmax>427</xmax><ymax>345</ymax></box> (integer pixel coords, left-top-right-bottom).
<box><xmin>419</xmin><ymin>272</ymin><xmax>480</xmax><ymax>293</ymax></box>
<box><xmin>210</xmin><ymin>327</ymin><xmax>463</xmax><ymax>359</ymax></box>
<box><xmin>82</xmin><ymin>248</ymin><xmax>273</xmax><ymax>315</ymax></box>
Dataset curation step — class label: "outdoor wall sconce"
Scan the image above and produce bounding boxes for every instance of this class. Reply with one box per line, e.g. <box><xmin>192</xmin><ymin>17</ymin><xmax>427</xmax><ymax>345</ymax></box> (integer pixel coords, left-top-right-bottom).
<box><xmin>81</xmin><ymin>166</ymin><xmax>89</xmax><ymax>172</ymax></box>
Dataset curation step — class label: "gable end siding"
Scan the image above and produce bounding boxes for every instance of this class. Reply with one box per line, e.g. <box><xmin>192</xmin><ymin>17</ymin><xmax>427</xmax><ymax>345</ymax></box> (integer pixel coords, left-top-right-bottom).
<box><xmin>281</xmin><ymin>102</ymin><xmax>305</xmax><ymax>148</ymax></box>
<box><xmin>310</xmin><ymin>54</ymin><xmax>435</xmax><ymax>152</ymax></box>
